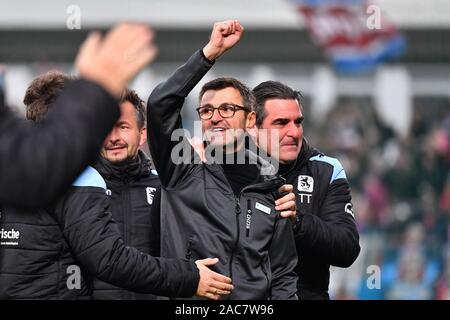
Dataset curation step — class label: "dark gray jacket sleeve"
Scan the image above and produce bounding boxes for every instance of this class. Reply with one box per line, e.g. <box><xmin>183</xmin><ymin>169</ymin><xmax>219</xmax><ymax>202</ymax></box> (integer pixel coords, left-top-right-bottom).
<box><xmin>0</xmin><ymin>79</ymin><xmax>119</xmax><ymax>209</ymax></box>
<box><xmin>269</xmin><ymin>217</ymin><xmax>299</xmax><ymax>300</ymax></box>
<box><xmin>54</xmin><ymin>186</ymin><xmax>200</xmax><ymax>297</ymax></box>
<box><xmin>0</xmin><ymin>73</ymin><xmax>5</xmax><ymax>111</ymax></box>
<box><xmin>295</xmin><ymin>178</ymin><xmax>360</xmax><ymax>267</ymax></box>
<box><xmin>146</xmin><ymin>50</ymin><xmax>214</xmax><ymax>188</ymax></box>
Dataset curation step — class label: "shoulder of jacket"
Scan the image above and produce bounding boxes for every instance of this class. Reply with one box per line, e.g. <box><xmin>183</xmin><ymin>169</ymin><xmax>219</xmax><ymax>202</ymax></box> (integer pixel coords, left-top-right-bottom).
<box><xmin>72</xmin><ymin>166</ymin><xmax>107</xmax><ymax>190</ymax></box>
<box><xmin>308</xmin><ymin>154</ymin><xmax>347</xmax><ymax>184</ymax></box>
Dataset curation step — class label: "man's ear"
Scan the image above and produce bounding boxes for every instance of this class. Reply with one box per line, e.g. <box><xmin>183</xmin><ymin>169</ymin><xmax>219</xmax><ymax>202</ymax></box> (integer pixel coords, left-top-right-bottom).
<box><xmin>246</xmin><ymin>111</ymin><xmax>256</xmax><ymax>129</ymax></box>
<box><xmin>139</xmin><ymin>127</ymin><xmax>147</xmax><ymax>146</ymax></box>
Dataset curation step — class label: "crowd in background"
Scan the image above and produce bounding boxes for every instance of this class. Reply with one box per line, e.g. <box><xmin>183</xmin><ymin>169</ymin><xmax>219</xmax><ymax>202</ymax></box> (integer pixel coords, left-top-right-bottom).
<box><xmin>306</xmin><ymin>96</ymin><xmax>450</xmax><ymax>299</ymax></box>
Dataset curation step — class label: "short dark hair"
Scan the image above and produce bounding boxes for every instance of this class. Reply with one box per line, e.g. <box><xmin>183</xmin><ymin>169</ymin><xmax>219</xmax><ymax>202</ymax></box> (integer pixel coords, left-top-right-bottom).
<box><xmin>119</xmin><ymin>88</ymin><xmax>146</xmax><ymax>129</ymax></box>
<box><xmin>252</xmin><ymin>81</ymin><xmax>303</xmax><ymax>126</ymax></box>
<box><xmin>199</xmin><ymin>77</ymin><xmax>255</xmax><ymax>112</ymax></box>
<box><xmin>24</xmin><ymin>71</ymin><xmax>74</xmax><ymax>121</ymax></box>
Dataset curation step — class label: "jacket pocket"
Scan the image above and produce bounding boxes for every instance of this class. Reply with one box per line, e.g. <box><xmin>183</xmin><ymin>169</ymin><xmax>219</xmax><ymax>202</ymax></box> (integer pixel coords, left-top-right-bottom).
<box><xmin>244</xmin><ymin>197</ymin><xmax>276</xmax><ymax>243</ymax></box>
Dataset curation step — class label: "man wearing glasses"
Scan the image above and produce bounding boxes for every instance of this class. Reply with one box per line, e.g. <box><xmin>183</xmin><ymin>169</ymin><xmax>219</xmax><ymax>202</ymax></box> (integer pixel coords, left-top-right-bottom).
<box><xmin>147</xmin><ymin>20</ymin><xmax>298</xmax><ymax>299</ymax></box>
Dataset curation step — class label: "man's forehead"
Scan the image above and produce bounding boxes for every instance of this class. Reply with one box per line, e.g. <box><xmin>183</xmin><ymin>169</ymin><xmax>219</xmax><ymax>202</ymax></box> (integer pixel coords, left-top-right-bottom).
<box><xmin>117</xmin><ymin>101</ymin><xmax>138</xmax><ymax>123</ymax></box>
<box><xmin>264</xmin><ymin>99</ymin><xmax>302</xmax><ymax>118</ymax></box>
<box><xmin>201</xmin><ymin>87</ymin><xmax>243</xmax><ymax>105</ymax></box>
<box><xmin>119</xmin><ymin>100</ymin><xmax>135</xmax><ymax>112</ymax></box>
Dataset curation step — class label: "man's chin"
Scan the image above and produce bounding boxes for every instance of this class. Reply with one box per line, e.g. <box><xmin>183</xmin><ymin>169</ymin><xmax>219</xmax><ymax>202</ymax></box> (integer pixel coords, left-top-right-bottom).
<box><xmin>279</xmin><ymin>155</ymin><xmax>298</xmax><ymax>164</ymax></box>
<box><xmin>206</xmin><ymin>137</ymin><xmax>230</xmax><ymax>148</ymax></box>
<box><xmin>208</xmin><ymin>138</ymin><xmax>244</xmax><ymax>153</ymax></box>
<box><xmin>277</xmin><ymin>149</ymin><xmax>299</xmax><ymax>163</ymax></box>
<box><xmin>103</xmin><ymin>154</ymin><xmax>128</xmax><ymax>164</ymax></box>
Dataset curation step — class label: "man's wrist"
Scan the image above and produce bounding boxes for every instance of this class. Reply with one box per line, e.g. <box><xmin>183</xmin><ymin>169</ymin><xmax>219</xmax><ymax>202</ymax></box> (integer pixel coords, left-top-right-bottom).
<box><xmin>80</xmin><ymin>72</ymin><xmax>122</xmax><ymax>98</ymax></box>
<box><xmin>202</xmin><ymin>44</ymin><xmax>222</xmax><ymax>62</ymax></box>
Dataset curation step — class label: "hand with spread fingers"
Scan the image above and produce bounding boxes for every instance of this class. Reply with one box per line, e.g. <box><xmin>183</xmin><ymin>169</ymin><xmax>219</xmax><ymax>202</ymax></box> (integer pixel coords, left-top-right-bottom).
<box><xmin>195</xmin><ymin>258</ymin><xmax>234</xmax><ymax>300</ymax></box>
<box><xmin>275</xmin><ymin>184</ymin><xmax>297</xmax><ymax>223</ymax></box>
<box><xmin>76</xmin><ymin>22</ymin><xmax>157</xmax><ymax>97</ymax></box>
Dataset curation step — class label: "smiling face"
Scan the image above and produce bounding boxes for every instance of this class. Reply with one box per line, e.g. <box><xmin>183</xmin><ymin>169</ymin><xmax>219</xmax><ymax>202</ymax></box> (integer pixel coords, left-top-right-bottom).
<box><xmin>257</xmin><ymin>98</ymin><xmax>303</xmax><ymax>164</ymax></box>
<box><xmin>100</xmin><ymin>101</ymin><xmax>147</xmax><ymax>164</ymax></box>
<box><xmin>200</xmin><ymin>87</ymin><xmax>255</xmax><ymax>150</ymax></box>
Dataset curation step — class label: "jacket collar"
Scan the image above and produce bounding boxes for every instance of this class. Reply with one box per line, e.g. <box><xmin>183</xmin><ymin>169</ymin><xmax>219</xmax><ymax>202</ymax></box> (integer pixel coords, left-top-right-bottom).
<box><xmin>203</xmin><ymin>137</ymin><xmax>285</xmax><ymax>190</ymax></box>
<box><xmin>279</xmin><ymin>138</ymin><xmax>321</xmax><ymax>178</ymax></box>
<box><xmin>94</xmin><ymin>150</ymin><xmax>151</xmax><ymax>182</ymax></box>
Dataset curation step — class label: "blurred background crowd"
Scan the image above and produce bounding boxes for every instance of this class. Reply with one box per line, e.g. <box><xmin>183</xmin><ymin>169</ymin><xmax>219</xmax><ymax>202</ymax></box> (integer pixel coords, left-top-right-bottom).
<box><xmin>315</xmin><ymin>94</ymin><xmax>450</xmax><ymax>299</ymax></box>
<box><xmin>1</xmin><ymin>0</ymin><xmax>449</xmax><ymax>299</ymax></box>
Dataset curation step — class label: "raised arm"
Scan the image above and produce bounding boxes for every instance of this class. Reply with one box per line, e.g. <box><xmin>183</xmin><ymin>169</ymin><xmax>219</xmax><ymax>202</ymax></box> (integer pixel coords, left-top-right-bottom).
<box><xmin>146</xmin><ymin>20</ymin><xmax>244</xmax><ymax>188</ymax></box>
<box><xmin>0</xmin><ymin>22</ymin><xmax>156</xmax><ymax>209</ymax></box>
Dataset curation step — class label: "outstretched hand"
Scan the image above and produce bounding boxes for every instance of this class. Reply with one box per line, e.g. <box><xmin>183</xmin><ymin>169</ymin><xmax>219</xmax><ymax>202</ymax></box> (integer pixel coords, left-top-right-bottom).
<box><xmin>76</xmin><ymin>22</ymin><xmax>157</xmax><ymax>98</ymax></box>
<box><xmin>195</xmin><ymin>258</ymin><xmax>234</xmax><ymax>300</ymax></box>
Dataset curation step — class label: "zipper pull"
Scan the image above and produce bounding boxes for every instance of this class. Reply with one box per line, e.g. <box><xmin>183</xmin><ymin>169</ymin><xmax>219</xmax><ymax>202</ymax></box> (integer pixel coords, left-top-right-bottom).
<box><xmin>185</xmin><ymin>238</ymin><xmax>193</xmax><ymax>259</ymax></box>
<box><xmin>235</xmin><ymin>198</ymin><xmax>241</xmax><ymax>215</ymax></box>
<box><xmin>246</xmin><ymin>199</ymin><xmax>252</xmax><ymax>237</ymax></box>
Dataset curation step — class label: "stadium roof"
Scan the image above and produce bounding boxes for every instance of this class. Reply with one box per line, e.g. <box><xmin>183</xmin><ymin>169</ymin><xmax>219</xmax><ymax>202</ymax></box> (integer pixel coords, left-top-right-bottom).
<box><xmin>0</xmin><ymin>0</ymin><xmax>449</xmax><ymax>29</ymax></box>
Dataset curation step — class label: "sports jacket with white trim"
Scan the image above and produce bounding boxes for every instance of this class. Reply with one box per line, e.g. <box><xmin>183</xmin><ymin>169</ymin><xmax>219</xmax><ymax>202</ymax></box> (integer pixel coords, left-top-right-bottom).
<box><xmin>91</xmin><ymin>151</ymin><xmax>162</xmax><ymax>300</ymax></box>
<box><xmin>0</xmin><ymin>166</ymin><xmax>199</xmax><ymax>299</ymax></box>
<box><xmin>282</xmin><ymin>139</ymin><xmax>360</xmax><ymax>299</ymax></box>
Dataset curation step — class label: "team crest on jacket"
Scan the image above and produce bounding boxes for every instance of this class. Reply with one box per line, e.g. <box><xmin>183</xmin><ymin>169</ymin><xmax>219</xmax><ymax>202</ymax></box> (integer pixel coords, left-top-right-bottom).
<box><xmin>297</xmin><ymin>175</ymin><xmax>314</xmax><ymax>193</ymax></box>
<box><xmin>146</xmin><ymin>187</ymin><xmax>157</xmax><ymax>205</ymax></box>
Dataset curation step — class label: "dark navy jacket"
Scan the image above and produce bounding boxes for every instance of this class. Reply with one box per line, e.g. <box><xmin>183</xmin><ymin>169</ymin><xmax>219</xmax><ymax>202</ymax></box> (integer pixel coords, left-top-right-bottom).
<box><xmin>0</xmin><ymin>166</ymin><xmax>198</xmax><ymax>299</ymax></box>
<box><xmin>283</xmin><ymin>140</ymin><xmax>360</xmax><ymax>299</ymax></box>
<box><xmin>92</xmin><ymin>151</ymin><xmax>161</xmax><ymax>300</ymax></box>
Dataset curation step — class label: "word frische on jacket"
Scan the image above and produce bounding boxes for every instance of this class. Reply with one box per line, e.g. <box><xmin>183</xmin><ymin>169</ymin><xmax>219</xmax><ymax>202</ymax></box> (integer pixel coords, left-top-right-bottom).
<box><xmin>0</xmin><ymin>228</ymin><xmax>20</xmax><ymax>246</ymax></box>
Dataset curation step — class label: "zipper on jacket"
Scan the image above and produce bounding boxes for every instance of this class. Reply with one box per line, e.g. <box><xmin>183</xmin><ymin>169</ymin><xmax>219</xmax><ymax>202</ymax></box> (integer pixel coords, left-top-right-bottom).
<box><xmin>123</xmin><ymin>183</ymin><xmax>131</xmax><ymax>246</ymax></box>
<box><xmin>215</xmin><ymin>163</ymin><xmax>283</xmax><ymax>298</ymax></box>
<box><xmin>185</xmin><ymin>237</ymin><xmax>194</xmax><ymax>259</ymax></box>
<box><xmin>228</xmin><ymin>184</ymin><xmax>275</xmax><ymax>279</ymax></box>
<box><xmin>245</xmin><ymin>199</ymin><xmax>252</xmax><ymax>237</ymax></box>
<box><xmin>228</xmin><ymin>197</ymin><xmax>241</xmax><ymax>280</ymax></box>
<box><xmin>261</xmin><ymin>265</ymin><xmax>271</xmax><ymax>300</ymax></box>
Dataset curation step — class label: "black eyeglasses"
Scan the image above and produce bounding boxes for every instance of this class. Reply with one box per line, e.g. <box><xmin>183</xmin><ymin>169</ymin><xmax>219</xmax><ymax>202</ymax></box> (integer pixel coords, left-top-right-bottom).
<box><xmin>196</xmin><ymin>103</ymin><xmax>250</xmax><ymax>120</ymax></box>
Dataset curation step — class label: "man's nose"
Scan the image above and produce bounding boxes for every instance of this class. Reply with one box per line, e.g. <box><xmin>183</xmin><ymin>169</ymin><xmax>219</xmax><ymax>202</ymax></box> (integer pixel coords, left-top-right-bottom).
<box><xmin>286</xmin><ymin>122</ymin><xmax>301</xmax><ymax>138</ymax></box>
<box><xmin>210</xmin><ymin>109</ymin><xmax>224</xmax><ymax>123</ymax></box>
<box><xmin>108</xmin><ymin>128</ymin><xmax>121</xmax><ymax>142</ymax></box>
